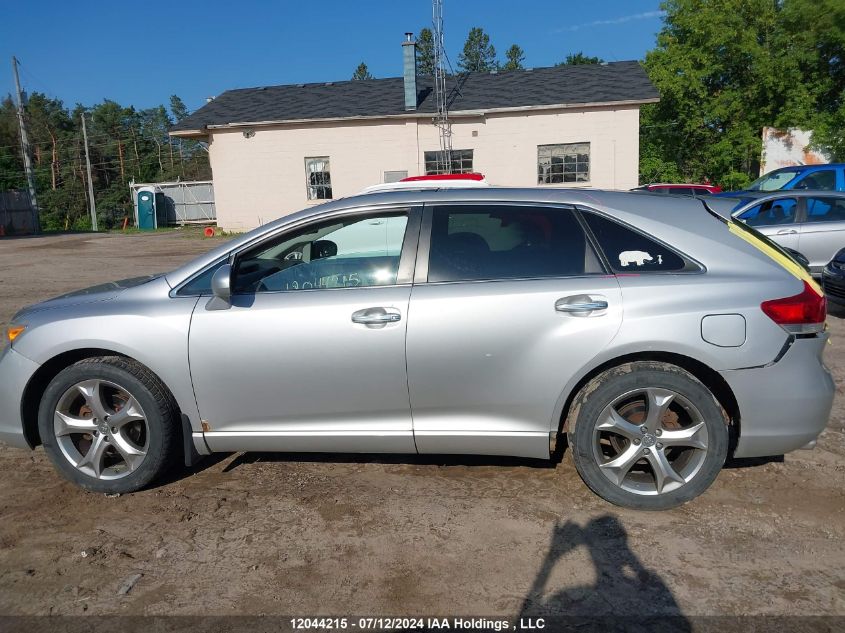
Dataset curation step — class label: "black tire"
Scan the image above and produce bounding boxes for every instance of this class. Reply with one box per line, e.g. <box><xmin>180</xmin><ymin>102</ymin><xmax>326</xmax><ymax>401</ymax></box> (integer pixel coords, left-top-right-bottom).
<box><xmin>38</xmin><ymin>356</ymin><xmax>180</xmax><ymax>494</ymax></box>
<box><xmin>567</xmin><ymin>361</ymin><xmax>729</xmax><ymax>510</ymax></box>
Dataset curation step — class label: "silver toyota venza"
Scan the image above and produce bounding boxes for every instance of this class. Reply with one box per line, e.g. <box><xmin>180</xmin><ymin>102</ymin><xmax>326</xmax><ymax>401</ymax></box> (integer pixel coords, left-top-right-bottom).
<box><xmin>0</xmin><ymin>188</ymin><xmax>834</xmax><ymax>510</ymax></box>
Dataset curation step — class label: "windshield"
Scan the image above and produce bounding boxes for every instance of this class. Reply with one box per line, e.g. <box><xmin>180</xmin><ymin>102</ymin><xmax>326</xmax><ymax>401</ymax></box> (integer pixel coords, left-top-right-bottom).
<box><xmin>747</xmin><ymin>169</ymin><xmax>801</xmax><ymax>191</ymax></box>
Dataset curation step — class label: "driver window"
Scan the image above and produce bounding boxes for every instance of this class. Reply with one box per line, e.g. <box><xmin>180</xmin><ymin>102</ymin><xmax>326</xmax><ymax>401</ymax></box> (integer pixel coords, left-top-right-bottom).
<box><xmin>233</xmin><ymin>212</ymin><xmax>408</xmax><ymax>293</ymax></box>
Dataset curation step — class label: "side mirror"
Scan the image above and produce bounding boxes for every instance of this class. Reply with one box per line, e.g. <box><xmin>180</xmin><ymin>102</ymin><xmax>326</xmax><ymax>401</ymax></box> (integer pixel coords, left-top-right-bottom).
<box><xmin>211</xmin><ymin>263</ymin><xmax>232</xmax><ymax>302</ymax></box>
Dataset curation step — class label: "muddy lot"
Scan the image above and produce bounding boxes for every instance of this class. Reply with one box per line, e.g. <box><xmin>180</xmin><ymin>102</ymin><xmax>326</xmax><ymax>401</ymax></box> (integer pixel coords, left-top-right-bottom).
<box><xmin>0</xmin><ymin>231</ymin><xmax>843</xmax><ymax>620</ymax></box>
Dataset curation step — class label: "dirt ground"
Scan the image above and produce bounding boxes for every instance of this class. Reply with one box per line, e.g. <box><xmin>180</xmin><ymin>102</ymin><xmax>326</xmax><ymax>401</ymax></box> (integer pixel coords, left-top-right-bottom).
<box><xmin>0</xmin><ymin>231</ymin><xmax>843</xmax><ymax>621</ymax></box>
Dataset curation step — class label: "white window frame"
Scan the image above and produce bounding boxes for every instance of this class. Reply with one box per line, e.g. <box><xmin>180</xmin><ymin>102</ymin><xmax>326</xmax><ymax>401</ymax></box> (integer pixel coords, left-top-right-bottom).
<box><xmin>538</xmin><ymin>143</ymin><xmax>590</xmax><ymax>185</ymax></box>
<box><xmin>424</xmin><ymin>149</ymin><xmax>474</xmax><ymax>175</ymax></box>
<box><xmin>305</xmin><ymin>156</ymin><xmax>332</xmax><ymax>200</ymax></box>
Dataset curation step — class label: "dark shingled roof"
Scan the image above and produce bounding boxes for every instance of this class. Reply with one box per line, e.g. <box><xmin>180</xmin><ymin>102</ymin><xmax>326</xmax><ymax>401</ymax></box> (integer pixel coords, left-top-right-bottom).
<box><xmin>171</xmin><ymin>61</ymin><xmax>658</xmax><ymax>134</ymax></box>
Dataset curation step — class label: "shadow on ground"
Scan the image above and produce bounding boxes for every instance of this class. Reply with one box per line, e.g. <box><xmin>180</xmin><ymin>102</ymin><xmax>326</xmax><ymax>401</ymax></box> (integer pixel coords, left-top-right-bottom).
<box><xmin>517</xmin><ymin>515</ymin><xmax>691</xmax><ymax>630</ymax></box>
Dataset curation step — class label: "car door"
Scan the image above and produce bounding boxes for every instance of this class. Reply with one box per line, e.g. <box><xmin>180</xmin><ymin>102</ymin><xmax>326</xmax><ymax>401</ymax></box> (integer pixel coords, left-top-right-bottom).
<box><xmin>797</xmin><ymin>196</ymin><xmax>845</xmax><ymax>272</ymax></box>
<box><xmin>188</xmin><ymin>207</ymin><xmax>421</xmax><ymax>453</ymax></box>
<box><xmin>735</xmin><ymin>197</ymin><xmax>800</xmax><ymax>250</ymax></box>
<box><xmin>405</xmin><ymin>203</ymin><xmax>623</xmax><ymax>459</ymax></box>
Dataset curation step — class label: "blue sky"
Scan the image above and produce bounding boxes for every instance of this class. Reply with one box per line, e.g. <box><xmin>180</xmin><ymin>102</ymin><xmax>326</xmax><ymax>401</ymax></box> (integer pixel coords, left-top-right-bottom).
<box><xmin>1</xmin><ymin>0</ymin><xmax>664</xmax><ymax>114</ymax></box>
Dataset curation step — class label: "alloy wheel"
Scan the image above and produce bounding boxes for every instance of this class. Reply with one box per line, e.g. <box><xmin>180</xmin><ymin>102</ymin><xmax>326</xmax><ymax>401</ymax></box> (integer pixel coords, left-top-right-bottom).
<box><xmin>591</xmin><ymin>387</ymin><xmax>709</xmax><ymax>496</ymax></box>
<box><xmin>53</xmin><ymin>379</ymin><xmax>149</xmax><ymax>480</ymax></box>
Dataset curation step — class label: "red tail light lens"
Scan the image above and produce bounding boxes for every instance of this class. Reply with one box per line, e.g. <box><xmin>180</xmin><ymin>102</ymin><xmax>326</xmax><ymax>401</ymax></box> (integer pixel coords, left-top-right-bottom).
<box><xmin>760</xmin><ymin>281</ymin><xmax>826</xmax><ymax>328</ymax></box>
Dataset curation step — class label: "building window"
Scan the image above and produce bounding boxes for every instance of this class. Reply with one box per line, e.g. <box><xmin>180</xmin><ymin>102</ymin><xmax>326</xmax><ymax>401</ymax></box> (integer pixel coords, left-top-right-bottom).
<box><xmin>424</xmin><ymin>149</ymin><xmax>474</xmax><ymax>175</ymax></box>
<box><xmin>383</xmin><ymin>170</ymin><xmax>408</xmax><ymax>183</ymax></box>
<box><xmin>305</xmin><ymin>157</ymin><xmax>332</xmax><ymax>200</ymax></box>
<box><xmin>538</xmin><ymin>143</ymin><xmax>590</xmax><ymax>184</ymax></box>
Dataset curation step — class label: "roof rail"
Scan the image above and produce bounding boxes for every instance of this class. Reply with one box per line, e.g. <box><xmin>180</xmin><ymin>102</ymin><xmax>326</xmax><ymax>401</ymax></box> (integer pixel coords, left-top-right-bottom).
<box><xmin>359</xmin><ymin>172</ymin><xmax>490</xmax><ymax>194</ymax></box>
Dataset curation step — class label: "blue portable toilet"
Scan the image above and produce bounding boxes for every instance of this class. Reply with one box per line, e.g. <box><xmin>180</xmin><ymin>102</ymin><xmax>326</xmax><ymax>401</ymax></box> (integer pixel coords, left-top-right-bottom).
<box><xmin>136</xmin><ymin>187</ymin><xmax>156</xmax><ymax>229</ymax></box>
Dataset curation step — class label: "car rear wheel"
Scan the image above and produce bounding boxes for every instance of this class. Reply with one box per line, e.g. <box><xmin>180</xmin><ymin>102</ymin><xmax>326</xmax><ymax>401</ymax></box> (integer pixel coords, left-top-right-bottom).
<box><xmin>567</xmin><ymin>361</ymin><xmax>729</xmax><ymax>510</ymax></box>
<box><xmin>38</xmin><ymin>356</ymin><xmax>179</xmax><ymax>494</ymax></box>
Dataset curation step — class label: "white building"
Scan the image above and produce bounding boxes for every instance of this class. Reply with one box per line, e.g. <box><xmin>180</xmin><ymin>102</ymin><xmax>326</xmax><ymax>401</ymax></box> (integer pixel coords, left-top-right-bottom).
<box><xmin>170</xmin><ymin>40</ymin><xmax>658</xmax><ymax>231</ymax></box>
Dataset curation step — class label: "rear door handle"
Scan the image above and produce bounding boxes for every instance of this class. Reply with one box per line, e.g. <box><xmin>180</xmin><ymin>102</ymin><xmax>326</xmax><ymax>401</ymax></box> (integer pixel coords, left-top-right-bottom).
<box><xmin>351</xmin><ymin>307</ymin><xmax>401</xmax><ymax>326</ymax></box>
<box><xmin>555</xmin><ymin>295</ymin><xmax>609</xmax><ymax>316</ymax></box>
<box><xmin>776</xmin><ymin>229</ymin><xmax>798</xmax><ymax>235</ymax></box>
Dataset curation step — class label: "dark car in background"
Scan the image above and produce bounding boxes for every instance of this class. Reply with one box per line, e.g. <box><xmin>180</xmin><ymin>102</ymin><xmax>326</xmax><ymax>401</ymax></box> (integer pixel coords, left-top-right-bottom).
<box><xmin>632</xmin><ymin>183</ymin><xmax>722</xmax><ymax>196</ymax></box>
<box><xmin>822</xmin><ymin>248</ymin><xmax>845</xmax><ymax>307</ymax></box>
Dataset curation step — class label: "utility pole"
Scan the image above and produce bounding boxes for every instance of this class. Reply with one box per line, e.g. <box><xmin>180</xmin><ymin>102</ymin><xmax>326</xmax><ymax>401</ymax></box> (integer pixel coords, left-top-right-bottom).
<box><xmin>80</xmin><ymin>113</ymin><xmax>98</xmax><ymax>231</ymax></box>
<box><xmin>11</xmin><ymin>56</ymin><xmax>40</xmax><ymax>233</ymax></box>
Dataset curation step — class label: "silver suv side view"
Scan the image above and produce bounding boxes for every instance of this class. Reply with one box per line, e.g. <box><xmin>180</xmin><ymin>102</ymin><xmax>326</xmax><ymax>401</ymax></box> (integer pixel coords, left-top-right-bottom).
<box><xmin>0</xmin><ymin>188</ymin><xmax>834</xmax><ymax>510</ymax></box>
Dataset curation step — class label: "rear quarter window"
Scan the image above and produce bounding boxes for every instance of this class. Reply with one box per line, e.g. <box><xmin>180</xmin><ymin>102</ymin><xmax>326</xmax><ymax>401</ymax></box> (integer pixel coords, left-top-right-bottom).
<box><xmin>581</xmin><ymin>211</ymin><xmax>691</xmax><ymax>273</ymax></box>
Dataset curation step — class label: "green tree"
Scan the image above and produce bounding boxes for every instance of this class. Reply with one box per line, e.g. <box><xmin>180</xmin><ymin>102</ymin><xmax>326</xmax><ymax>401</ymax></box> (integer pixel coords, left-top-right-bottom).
<box><xmin>458</xmin><ymin>27</ymin><xmax>497</xmax><ymax>72</ymax></box>
<box><xmin>351</xmin><ymin>62</ymin><xmax>373</xmax><ymax>80</ymax></box>
<box><xmin>169</xmin><ymin>95</ymin><xmax>189</xmax><ymax>122</ymax></box>
<box><xmin>557</xmin><ymin>52</ymin><xmax>603</xmax><ymax>66</ymax></box>
<box><xmin>25</xmin><ymin>94</ymin><xmax>73</xmax><ymax>191</ymax></box>
<box><xmin>417</xmin><ymin>27</ymin><xmax>435</xmax><ymax>75</ymax></box>
<box><xmin>139</xmin><ymin>105</ymin><xmax>174</xmax><ymax>176</ymax></box>
<box><xmin>640</xmin><ymin>0</ymin><xmax>828</xmax><ymax>186</ymax></box>
<box><xmin>1</xmin><ymin>92</ymin><xmax>210</xmax><ymax>231</ymax></box>
<box><xmin>0</xmin><ymin>97</ymin><xmax>24</xmax><ymax>191</ymax></box>
<box><xmin>502</xmin><ymin>44</ymin><xmax>525</xmax><ymax>71</ymax></box>
<box><xmin>779</xmin><ymin>0</ymin><xmax>845</xmax><ymax>159</ymax></box>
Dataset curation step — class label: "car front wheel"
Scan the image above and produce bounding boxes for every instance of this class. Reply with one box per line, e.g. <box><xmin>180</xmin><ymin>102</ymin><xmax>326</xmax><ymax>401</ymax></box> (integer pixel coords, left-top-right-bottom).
<box><xmin>38</xmin><ymin>356</ymin><xmax>179</xmax><ymax>494</ymax></box>
<box><xmin>567</xmin><ymin>361</ymin><xmax>729</xmax><ymax>510</ymax></box>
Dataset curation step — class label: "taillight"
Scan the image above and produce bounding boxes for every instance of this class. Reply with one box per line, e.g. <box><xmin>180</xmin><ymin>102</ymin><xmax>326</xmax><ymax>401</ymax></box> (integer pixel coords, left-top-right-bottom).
<box><xmin>760</xmin><ymin>281</ymin><xmax>826</xmax><ymax>333</ymax></box>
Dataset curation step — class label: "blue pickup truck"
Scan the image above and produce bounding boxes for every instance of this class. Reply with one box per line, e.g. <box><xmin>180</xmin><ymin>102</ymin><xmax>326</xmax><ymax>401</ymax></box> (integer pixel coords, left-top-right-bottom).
<box><xmin>718</xmin><ymin>163</ymin><xmax>845</xmax><ymax>196</ymax></box>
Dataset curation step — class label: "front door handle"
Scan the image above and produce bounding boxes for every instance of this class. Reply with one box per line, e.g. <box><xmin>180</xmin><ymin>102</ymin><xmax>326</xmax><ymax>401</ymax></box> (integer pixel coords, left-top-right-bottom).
<box><xmin>351</xmin><ymin>307</ymin><xmax>401</xmax><ymax>326</ymax></box>
<box><xmin>555</xmin><ymin>295</ymin><xmax>609</xmax><ymax>316</ymax></box>
<box><xmin>776</xmin><ymin>229</ymin><xmax>798</xmax><ymax>235</ymax></box>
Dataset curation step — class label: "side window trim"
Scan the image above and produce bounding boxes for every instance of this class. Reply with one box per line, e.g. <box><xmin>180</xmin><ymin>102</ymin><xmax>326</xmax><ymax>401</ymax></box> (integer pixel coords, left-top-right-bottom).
<box><xmin>414</xmin><ymin>201</ymin><xmax>609</xmax><ymax>285</ymax></box>
<box><xmin>576</xmin><ymin>205</ymin><xmax>705</xmax><ymax>274</ymax></box>
<box><xmin>796</xmin><ymin>196</ymin><xmax>809</xmax><ymax>224</ymax></box>
<box><xmin>414</xmin><ymin>205</ymin><xmax>434</xmax><ymax>284</ymax></box>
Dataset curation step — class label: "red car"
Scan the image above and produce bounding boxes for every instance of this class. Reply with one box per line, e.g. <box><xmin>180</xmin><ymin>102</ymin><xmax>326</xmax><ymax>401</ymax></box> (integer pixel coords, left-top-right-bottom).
<box><xmin>632</xmin><ymin>183</ymin><xmax>722</xmax><ymax>196</ymax></box>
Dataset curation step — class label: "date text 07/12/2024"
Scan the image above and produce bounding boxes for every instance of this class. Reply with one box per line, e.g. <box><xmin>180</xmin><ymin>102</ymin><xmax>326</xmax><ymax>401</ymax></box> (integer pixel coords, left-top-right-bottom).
<box><xmin>289</xmin><ymin>617</ymin><xmax>546</xmax><ymax>631</ymax></box>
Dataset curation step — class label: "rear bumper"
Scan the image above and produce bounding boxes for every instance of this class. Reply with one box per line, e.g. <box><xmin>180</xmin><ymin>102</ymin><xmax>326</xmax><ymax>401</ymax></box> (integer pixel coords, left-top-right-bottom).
<box><xmin>721</xmin><ymin>333</ymin><xmax>834</xmax><ymax>458</ymax></box>
<box><xmin>0</xmin><ymin>345</ymin><xmax>41</xmax><ymax>449</ymax></box>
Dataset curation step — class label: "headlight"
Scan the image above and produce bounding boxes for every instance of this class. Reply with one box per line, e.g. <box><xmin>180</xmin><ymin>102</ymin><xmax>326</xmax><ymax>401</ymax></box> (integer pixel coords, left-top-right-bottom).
<box><xmin>6</xmin><ymin>325</ymin><xmax>25</xmax><ymax>344</ymax></box>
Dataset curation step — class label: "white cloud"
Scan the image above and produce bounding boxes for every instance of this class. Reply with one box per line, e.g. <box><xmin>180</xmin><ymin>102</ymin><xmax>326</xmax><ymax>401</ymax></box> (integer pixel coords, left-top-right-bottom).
<box><xmin>556</xmin><ymin>10</ymin><xmax>665</xmax><ymax>32</ymax></box>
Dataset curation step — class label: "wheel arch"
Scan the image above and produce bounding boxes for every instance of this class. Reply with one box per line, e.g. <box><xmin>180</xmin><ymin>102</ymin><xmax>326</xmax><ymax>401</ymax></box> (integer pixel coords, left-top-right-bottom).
<box><xmin>20</xmin><ymin>348</ymin><xmax>185</xmax><ymax>450</ymax></box>
<box><xmin>557</xmin><ymin>351</ymin><xmax>740</xmax><ymax>453</ymax></box>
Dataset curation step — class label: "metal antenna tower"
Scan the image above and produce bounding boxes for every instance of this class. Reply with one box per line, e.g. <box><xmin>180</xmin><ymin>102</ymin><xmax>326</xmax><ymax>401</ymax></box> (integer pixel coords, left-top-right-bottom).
<box><xmin>432</xmin><ymin>0</ymin><xmax>452</xmax><ymax>173</ymax></box>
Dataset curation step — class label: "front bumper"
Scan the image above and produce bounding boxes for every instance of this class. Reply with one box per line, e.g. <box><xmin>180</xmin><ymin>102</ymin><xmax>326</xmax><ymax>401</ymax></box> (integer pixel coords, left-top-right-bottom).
<box><xmin>721</xmin><ymin>333</ymin><xmax>835</xmax><ymax>458</ymax></box>
<box><xmin>0</xmin><ymin>345</ymin><xmax>41</xmax><ymax>449</ymax></box>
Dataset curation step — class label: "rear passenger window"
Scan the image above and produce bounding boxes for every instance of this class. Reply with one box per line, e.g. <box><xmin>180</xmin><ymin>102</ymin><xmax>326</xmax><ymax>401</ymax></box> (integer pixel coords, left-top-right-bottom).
<box><xmin>427</xmin><ymin>205</ymin><xmax>603</xmax><ymax>283</ymax></box>
<box><xmin>582</xmin><ymin>212</ymin><xmax>688</xmax><ymax>272</ymax></box>
<box><xmin>805</xmin><ymin>197</ymin><xmax>845</xmax><ymax>223</ymax></box>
